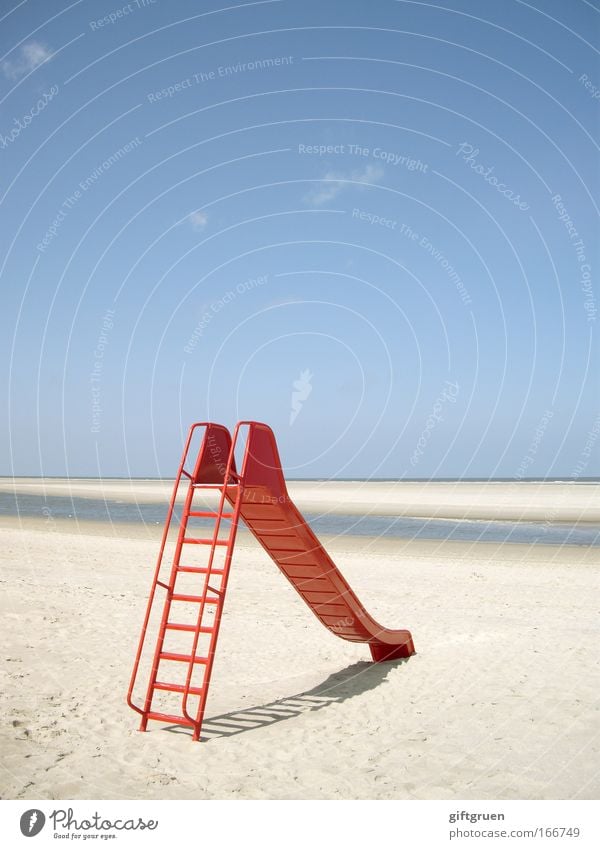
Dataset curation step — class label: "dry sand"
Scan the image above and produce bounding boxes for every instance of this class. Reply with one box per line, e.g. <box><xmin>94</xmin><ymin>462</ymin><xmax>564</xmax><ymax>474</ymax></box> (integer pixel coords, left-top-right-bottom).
<box><xmin>1</xmin><ymin>482</ymin><xmax>599</xmax><ymax>800</ymax></box>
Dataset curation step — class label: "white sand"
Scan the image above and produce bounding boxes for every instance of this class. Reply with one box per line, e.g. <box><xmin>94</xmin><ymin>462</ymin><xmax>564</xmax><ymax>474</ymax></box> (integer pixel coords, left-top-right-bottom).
<box><xmin>1</xmin><ymin>487</ymin><xmax>599</xmax><ymax>800</ymax></box>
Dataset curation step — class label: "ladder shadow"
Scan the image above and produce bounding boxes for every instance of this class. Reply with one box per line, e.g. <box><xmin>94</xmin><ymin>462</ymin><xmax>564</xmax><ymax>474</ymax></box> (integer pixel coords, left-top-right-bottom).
<box><xmin>165</xmin><ymin>658</ymin><xmax>409</xmax><ymax>741</ymax></box>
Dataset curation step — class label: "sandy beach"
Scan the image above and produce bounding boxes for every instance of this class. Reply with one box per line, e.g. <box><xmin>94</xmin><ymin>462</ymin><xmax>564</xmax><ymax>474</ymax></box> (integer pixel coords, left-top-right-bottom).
<box><xmin>1</xmin><ymin>481</ymin><xmax>599</xmax><ymax>800</ymax></box>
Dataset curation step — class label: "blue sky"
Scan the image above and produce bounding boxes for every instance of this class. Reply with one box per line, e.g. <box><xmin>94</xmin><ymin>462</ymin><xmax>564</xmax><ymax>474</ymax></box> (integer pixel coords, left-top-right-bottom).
<box><xmin>1</xmin><ymin>0</ymin><xmax>598</xmax><ymax>478</ymax></box>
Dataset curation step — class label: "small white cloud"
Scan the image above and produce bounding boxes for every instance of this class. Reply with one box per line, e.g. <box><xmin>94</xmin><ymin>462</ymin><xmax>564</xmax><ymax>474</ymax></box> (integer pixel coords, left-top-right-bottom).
<box><xmin>304</xmin><ymin>163</ymin><xmax>384</xmax><ymax>206</ymax></box>
<box><xmin>189</xmin><ymin>211</ymin><xmax>208</xmax><ymax>231</ymax></box>
<box><xmin>2</xmin><ymin>41</ymin><xmax>53</xmax><ymax>80</ymax></box>
<box><xmin>305</xmin><ymin>176</ymin><xmax>341</xmax><ymax>207</ymax></box>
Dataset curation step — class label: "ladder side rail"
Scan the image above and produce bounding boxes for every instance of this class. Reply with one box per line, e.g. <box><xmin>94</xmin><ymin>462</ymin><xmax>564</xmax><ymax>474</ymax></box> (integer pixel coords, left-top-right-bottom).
<box><xmin>127</xmin><ymin>422</ymin><xmax>204</xmax><ymax>714</ymax></box>
<box><xmin>138</xmin><ymin>425</ymin><xmax>210</xmax><ymax>724</ymax></box>
<box><xmin>183</xmin><ymin>486</ymin><xmax>244</xmax><ymax>739</ymax></box>
<box><xmin>181</xmin><ymin>426</ymin><xmax>248</xmax><ymax>738</ymax></box>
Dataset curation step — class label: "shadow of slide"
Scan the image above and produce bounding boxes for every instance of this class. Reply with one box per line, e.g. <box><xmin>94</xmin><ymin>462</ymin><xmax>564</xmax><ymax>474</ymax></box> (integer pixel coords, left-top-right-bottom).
<box><xmin>166</xmin><ymin>658</ymin><xmax>408</xmax><ymax>741</ymax></box>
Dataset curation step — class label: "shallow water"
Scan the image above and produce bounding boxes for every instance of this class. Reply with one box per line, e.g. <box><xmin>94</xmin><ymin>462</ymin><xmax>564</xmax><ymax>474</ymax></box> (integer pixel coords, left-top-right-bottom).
<box><xmin>2</xmin><ymin>492</ymin><xmax>599</xmax><ymax>547</ymax></box>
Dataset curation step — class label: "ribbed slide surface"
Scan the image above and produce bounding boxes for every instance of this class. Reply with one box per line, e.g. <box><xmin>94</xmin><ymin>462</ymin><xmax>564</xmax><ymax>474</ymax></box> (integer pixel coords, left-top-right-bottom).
<box><xmin>231</xmin><ymin>422</ymin><xmax>414</xmax><ymax>662</ymax></box>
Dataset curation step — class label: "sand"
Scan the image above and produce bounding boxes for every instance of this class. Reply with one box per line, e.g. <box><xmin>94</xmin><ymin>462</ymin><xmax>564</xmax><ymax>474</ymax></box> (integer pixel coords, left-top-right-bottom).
<box><xmin>1</xmin><ymin>482</ymin><xmax>599</xmax><ymax>800</ymax></box>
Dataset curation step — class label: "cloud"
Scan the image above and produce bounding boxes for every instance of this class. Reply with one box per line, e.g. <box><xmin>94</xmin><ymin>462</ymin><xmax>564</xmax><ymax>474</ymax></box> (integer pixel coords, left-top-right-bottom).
<box><xmin>304</xmin><ymin>163</ymin><xmax>384</xmax><ymax>206</ymax></box>
<box><xmin>2</xmin><ymin>41</ymin><xmax>53</xmax><ymax>80</ymax></box>
<box><xmin>189</xmin><ymin>211</ymin><xmax>208</xmax><ymax>231</ymax></box>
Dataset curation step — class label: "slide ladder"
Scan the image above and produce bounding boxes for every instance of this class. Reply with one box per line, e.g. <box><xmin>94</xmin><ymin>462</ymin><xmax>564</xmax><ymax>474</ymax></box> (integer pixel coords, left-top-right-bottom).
<box><xmin>127</xmin><ymin>423</ymin><xmax>242</xmax><ymax>741</ymax></box>
<box><xmin>128</xmin><ymin>420</ymin><xmax>414</xmax><ymax>741</ymax></box>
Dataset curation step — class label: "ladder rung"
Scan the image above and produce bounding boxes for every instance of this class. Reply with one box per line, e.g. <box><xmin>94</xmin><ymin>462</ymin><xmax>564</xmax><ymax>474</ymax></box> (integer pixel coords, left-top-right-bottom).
<box><xmin>183</xmin><ymin>537</ymin><xmax>229</xmax><ymax>546</ymax></box>
<box><xmin>171</xmin><ymin>594</ymin><xmax>219</xmax><ymax>604</ymax></box>
<box><xmin>160</xmin><ymin>652</ymin><xmax>209</xmax><ymax>664</ymax></box>
<box><xmin>165</xmin><ymin>622</ymin><xmax>214</xmax><ymax>633</ymax></box>
<box><xmin>146</xmin><ymin>710</ymin><xmax>195</xmax><ymax>726</ymax></box>
<box><xmin>154</xmin><ymin>681</ymin><xmax>204</xmax><ymax>695</ymax></box>
<box><xmin>188</xmin><ymin>510</ymin><xmax>234</xmax><ymax>519</ymax></box>
<box><xmin>191</xmin><ymin>484</ymin><xmax>231</xmax><ymax>489</ymax></box>
<box><xmin>177</xmin><ymin>565</ymin><xmax>225</xmax><ymax>575</ymax></box>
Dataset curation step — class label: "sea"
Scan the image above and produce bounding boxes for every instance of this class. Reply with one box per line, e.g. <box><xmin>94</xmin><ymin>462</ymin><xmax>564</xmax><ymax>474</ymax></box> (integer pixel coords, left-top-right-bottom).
<box><xmin>1</xmin><ymin>486</ymin><xmax>599</xmax><ymax>547</ymax></box>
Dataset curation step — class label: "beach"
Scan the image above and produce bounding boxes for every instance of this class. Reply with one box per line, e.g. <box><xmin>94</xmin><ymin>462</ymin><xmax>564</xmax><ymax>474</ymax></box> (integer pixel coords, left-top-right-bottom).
<box><xmin>1</xmin><ymin>481</ymin><xmax>599</xmax><ymax>800</ymax></box>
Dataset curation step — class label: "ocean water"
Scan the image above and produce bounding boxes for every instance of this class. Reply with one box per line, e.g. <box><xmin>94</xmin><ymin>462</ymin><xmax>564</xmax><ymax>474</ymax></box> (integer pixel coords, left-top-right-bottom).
<box><xmin>1</xmin><ymin>492</ymin><xmax>599</xmax><ymax>547</ymax></box>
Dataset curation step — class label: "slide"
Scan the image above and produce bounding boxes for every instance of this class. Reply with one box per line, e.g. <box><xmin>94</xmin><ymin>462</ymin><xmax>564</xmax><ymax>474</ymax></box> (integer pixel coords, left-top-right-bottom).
<box><xmin>206</xmin><ymin>421</ymin><xmax>414</xmax><ymax>661</ymax></box>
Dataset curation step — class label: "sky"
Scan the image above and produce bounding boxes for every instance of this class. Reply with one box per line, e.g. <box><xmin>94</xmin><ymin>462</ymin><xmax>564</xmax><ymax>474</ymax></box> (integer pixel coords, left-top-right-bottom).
<box><xmin>0</xmin><ymin>0</ymin><xmax>598</xmax><ymax>479</ymax></box>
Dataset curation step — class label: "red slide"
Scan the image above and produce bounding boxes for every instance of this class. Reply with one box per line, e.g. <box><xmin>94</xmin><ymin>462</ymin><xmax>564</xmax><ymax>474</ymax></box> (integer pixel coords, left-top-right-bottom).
<box><xmin>128</xmin><ymin>420</ymin><xmax>413</xmax><ymax>741</ymax></box>
<box><xmin>225</xmin><ymin>421</ymin><xmax>414</xmax><ymax>662</ymax></box>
